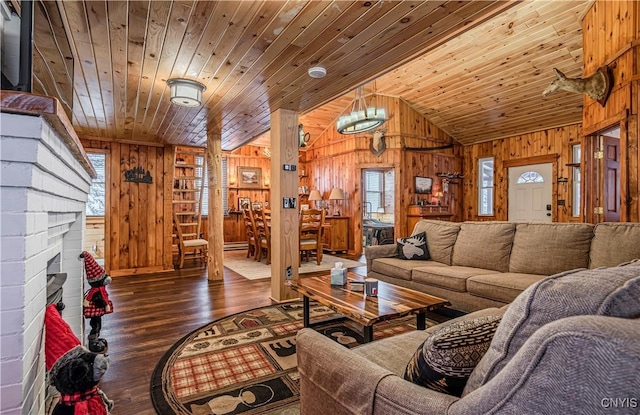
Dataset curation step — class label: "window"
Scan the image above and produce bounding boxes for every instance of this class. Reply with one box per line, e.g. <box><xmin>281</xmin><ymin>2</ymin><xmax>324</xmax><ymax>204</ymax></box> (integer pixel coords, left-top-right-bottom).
<box><xmin>572</xmin><ymin>144</ymin><xmax>581</xmax><ymax>217</ymax></box>
<box><xmin>364</xmin><ymin>170</ymin><xmax>384</xmax><ymax>214</ymax></box>
<box><xmin>478</xmin><ymin>157</ymin><xmax>494</xmax><ymax>216</ymax></box>
<box><xmin>195</xmin><ymin>156</ymin><xmax>228</xmax><ymax>216</ymax></box>
<box><xmin>516</xmin><ymin>171</ymin><xmax>544</xmax><ymax>184</ymax></box>
<box><xmin>86</xmin><ymin>153</ymin><xmax>106</xmax><ymax>216</ymax></box>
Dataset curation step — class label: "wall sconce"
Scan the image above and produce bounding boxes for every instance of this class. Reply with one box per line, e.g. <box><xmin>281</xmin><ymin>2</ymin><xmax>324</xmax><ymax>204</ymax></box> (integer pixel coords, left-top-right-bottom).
<box><xmin>167</xmin><ymin>78</ymin><xmax>206</xmax><ymax>107</ymax></box>
<box><xmin>329</xmin><ymin>188</ymin><xmax>345</xmax><ymax>216</ymax></box>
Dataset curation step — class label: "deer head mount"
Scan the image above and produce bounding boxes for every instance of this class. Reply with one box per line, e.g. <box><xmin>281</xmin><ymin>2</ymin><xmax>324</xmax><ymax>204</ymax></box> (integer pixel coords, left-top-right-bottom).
<box><xmin>369</xmin><ymin>128</ymin><xmax>387</xmax><ymax>157</ymax></box>
<box><xmin>542</xmin><ymin>66</ymin><xmax>612</xmax><ymax>107</ymax></box>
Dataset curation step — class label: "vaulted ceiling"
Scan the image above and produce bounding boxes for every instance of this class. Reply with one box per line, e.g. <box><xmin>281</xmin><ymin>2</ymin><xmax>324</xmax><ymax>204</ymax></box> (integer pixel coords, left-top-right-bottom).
<box><xmin>30</xmin><ymin>0</ymin><xmax>593</xmax><ymax>151</ymax></box>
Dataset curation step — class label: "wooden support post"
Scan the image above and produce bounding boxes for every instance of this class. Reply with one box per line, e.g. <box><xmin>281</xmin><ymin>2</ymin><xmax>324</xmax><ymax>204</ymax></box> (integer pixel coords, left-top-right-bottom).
<box><xmin>270</xmin><ymin>109</ymin><xmax>300</xmax><ymax>302</ymax></box>
<box><xmin>206</xmin><ymin>132</ymin><xmax>224</xmax><ymax>281</ymax></box>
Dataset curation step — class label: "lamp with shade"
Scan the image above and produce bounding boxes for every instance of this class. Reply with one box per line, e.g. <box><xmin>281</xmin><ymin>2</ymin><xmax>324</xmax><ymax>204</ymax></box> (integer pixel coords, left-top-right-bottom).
<box><xmin>329</xmin><ymin>188</ymin><xmax>345</xmax><ymax>216</ymax></box>
<box><xmin>434</xmin><ymin>191</ymin><xmax>444</xmax><ymax>206</ymax></box>
<box><xmin>307</xmin><ymin>189</ymin><xmax>322</xmax><ymax>209</ymax></box>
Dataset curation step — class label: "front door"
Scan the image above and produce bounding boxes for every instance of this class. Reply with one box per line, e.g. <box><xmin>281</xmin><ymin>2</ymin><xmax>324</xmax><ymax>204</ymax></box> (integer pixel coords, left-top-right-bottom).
<box><xmin>508</xmin><ymin>163</ymin><xmax>553</xmax><ymax>222</ymax></box>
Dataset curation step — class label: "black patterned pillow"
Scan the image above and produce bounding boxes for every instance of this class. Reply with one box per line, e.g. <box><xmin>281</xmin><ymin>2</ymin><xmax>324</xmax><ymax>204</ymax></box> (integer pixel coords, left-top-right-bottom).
<box><xmin>396</xmin><ymin>232</ymin><xmax>430</xmax><ymax>260</ymax></box>
<box><xmin>404</xmin><ymin>315</ymin><xmax>502</xmax><ymax>396</ymax></box>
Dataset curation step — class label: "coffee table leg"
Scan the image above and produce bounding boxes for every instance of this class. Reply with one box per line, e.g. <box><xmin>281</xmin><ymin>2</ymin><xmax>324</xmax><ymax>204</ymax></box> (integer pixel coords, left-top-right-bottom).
<box><xmin>416</xmin><ymin>312</ymin><xmax>426</xmax><ymax>330</ymax></box>
<box><xmin>364</xmin><ymin>326</ymin><xmax>373</xmax><ymax>343</ymax></box>
<box><xmin>303</xmin><ymin>296</ymin><xmax>310</xmax><ymax>327</ymax></box>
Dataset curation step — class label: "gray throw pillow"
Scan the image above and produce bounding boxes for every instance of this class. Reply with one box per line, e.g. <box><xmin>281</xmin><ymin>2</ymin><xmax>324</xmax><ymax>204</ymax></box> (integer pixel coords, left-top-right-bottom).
<box><xmin>463</xmin><ymin>259</ymin><xmax>640</xmax><ymax>396</ymax></box>
<box><xmin>404</xmin><ymin>315</ymin><xmax>501</xmax><ymax>397</ymax></box>
<box><xmin>396</xmin><ymin>232</ymin><xmax>430</xmax><ymax>260</ymax></box>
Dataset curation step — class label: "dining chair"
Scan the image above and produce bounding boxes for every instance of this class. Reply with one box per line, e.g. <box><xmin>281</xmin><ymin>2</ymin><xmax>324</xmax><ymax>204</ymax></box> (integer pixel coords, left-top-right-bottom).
<box><xmin>254</xmin><ymin>208</ymin><xmax>271</xmax><ymax>264</ymax></box>
<box><xmin>242</xmin><ymin>208</ymin><xmax>258</xmax><ymax>259</ymax></box>
<box><xmin>173</xmin><ymin>211</ymin><xmax>208</xmax><ymax>269</ymax></box>
<box><xmin>299</xmin><ymin>208</ymin><xmax>325</xmax><ymax>265</ymax></box>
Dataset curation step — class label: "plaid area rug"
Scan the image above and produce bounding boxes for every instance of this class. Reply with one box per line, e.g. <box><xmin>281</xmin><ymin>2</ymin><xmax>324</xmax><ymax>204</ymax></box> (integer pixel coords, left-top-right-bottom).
<box><xmin>150</xmin><ymin>301</ymin><xmax>423</xmax><ymax>414</ymax></box>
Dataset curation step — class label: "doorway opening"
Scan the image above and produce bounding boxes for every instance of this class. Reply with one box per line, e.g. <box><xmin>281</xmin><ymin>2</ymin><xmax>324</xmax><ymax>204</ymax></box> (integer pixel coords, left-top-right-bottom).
<box><xmin>592</xmin><ymin>126</ymin><xmax>621</xmax><ymax>222</ymax></box>
<box><xmin>85</xmin><ymin>152</ymin><xmax>107</xmax><ymax>265</ymax></box>
<box><xmin>362</xmin><ymin>168</ymin><xmax>395</xmax><ymax>247</ymax></box>
<box><xmin>508</xmin><ymin>163</ymin><xmax>553</xmax><ymax>222</ymax></box>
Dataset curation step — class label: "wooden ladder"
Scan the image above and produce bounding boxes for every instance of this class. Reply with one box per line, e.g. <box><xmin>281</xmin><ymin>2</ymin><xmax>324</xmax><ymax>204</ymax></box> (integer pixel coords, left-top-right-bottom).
<box><xmin>172</xmin><ymin>146</ymin><xmax>206</xmax><ymax>260</ymax></box>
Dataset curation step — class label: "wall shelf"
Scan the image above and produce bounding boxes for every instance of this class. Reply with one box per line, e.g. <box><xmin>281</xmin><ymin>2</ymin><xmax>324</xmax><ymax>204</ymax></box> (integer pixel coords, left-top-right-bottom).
<box><xmin>228</xmin><ymin>186</ymin><xmax>270</xmax><ymax>191</ymax></box>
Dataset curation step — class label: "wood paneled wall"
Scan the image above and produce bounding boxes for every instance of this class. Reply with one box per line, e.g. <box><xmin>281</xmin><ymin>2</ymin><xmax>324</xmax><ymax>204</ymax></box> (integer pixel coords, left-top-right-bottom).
<box><xmin>462</xmin><ymin>124</ymin><xmax>583</xmax><ymax>222</ymax></box>
<box><xmin>462</xmin><ymin>1</ymin><xmax>639</xmax><ymax>224</ymax></box>
<box><xmin>81</xmin><ymin>139</ymin><xmax>172</xmax><ymax>275</ymax></box>
<box><xmin>221</xmin><ymin>145</ymin><xmax>272</xmax><ymax>243</ymax></box>
<box><xmin>303</xmin><ymin>96</ymin><xmax>463</xmax><ymax>254</ymax></box>
<box><xmin>581</xmin><ymin>0</ymin><xmax>639</xmax><ymax>222</ymax></box>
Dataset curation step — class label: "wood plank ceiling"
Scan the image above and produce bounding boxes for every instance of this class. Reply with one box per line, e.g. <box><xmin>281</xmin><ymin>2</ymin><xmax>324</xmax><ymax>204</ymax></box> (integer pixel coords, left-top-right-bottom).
<box><xmin>30</xmin><ymin>0</ymin><xmax>593</xmax><ymax>151</ymax></box>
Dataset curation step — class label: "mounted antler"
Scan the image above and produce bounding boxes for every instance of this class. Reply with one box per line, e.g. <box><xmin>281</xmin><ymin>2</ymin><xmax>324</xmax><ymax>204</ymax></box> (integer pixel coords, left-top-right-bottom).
<box><xmin>542</xmin><ymin>66</ymin><xmax>612</xmax><ymax>107</ymax></box>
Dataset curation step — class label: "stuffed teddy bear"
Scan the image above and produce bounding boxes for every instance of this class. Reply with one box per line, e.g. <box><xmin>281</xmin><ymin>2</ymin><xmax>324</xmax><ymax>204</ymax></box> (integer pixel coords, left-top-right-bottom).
<box><xmin>80</xmin><ymin>251</ymin><xmax>113</xmax><ymax>344</ymax></box>
<box><xmin>45</xmin><ymin>304</ymin><xmax>114</xmax><ymax>415</ymax></box>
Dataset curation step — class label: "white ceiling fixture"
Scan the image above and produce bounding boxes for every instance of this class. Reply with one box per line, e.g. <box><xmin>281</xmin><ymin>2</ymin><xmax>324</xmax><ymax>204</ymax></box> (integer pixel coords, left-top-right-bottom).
<box><xmin>336</xmin><ymin>85</ymin><xmax>386</xmax><ymax>134</ymax></box>
<box><xmin>308</xmin><ymin>66</ymin><xmax>327</xmax><ymax>78</ymax></box>
<box><xmin>167</xmin><ymin>78</ymin><xmax>206</xmax><ymax>107</ymax></box>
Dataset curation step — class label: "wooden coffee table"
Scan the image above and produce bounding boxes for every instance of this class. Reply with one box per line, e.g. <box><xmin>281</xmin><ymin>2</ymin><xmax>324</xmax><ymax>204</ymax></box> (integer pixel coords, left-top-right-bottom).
<box><xmin>286</xmin><ymin>272</ymin><xmax>450</xmax><ymax>342</ymax></box>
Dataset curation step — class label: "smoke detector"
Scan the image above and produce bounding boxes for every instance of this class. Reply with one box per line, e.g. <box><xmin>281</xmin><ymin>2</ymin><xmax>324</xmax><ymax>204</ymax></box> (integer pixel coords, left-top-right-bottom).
<box><xmin>308</xmin><ymin>66</ymin><xmax>327</xmax><ymax>79</ymax></box>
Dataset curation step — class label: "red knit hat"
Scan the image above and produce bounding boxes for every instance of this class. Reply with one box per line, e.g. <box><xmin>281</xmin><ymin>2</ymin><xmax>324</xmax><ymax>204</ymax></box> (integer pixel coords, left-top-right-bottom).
<box><xmin>44</xmin><ymin>304</ymin><xmax>81</xmax><ymax>371</ymax></box>
<box><xmin>81</xmin><ymin>251</ymin><xmax>107</xmax><ymax>284</ymax></box>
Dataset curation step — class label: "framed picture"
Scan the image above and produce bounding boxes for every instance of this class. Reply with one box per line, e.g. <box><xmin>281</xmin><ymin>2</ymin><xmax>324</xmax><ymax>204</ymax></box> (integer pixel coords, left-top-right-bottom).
<box><xmin>238</xmin><ymin>197</ymin><xmax>251</xmax><ymax>210</ymax></box>
<box><xmin>252</xmin><ymin>202</ymin><xmax>262</xmax><ymax>211</ymax></box>
<box><xmin>414</xmin><ymin>176</ymin><xmax>433</xmax><ymax>194</ymax></box>
<box><xmin>238</xmin><ymin>166</ymin><xmax>262</xmax><ymax>187</ymax></box>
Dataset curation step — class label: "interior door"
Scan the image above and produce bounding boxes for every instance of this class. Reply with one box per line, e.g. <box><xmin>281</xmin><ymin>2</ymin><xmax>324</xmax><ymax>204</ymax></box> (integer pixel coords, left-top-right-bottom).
<box><xmin>508</xmin><ymin>163</ymin><xmax>553</xmax><ymax>222</ymax></box>
<box><xmin>602</xmin><ymin>134</ymin><xmax>620</xmax><ymax>222</ymax></box>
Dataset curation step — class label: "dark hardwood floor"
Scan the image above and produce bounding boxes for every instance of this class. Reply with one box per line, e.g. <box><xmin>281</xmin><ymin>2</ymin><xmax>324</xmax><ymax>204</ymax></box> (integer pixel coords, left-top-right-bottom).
<box><xmin>97</xmin><ymin>254</ymin><xmax>367</xmax><ymax>415</ymax></box>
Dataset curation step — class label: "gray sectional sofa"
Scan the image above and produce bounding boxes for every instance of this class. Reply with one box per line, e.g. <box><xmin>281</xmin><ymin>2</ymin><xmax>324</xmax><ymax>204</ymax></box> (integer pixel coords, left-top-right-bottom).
<box><xmin>297</xmin><ymin>260</ymin><xmax>640</xmax><ymax>415</ymax></box>
<box><xmin>365</xmin><ymin>220</ymin><xmax>640</xmax><ymax>312</ymax></box>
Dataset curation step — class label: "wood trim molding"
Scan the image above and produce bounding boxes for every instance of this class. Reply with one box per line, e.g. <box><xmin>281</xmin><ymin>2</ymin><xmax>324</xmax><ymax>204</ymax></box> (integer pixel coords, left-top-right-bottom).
<box><xmin>503</xmin><ymin>154</ymin><xmax>559</xmax><ymax>168</ymax></box>
<box><xmin>81</xmin><ymin>135</ymin><xmax>166</xmax><ymax>148</ymax></box>
<box><xmin>0</xmin><ymin>91</ymin><xmax>96</xmax><ymax>178</ymax></box>
<box><xmin>582</xmin><ymin>109</ymin><xmax>629</xmax><ymax>136</ymax></box>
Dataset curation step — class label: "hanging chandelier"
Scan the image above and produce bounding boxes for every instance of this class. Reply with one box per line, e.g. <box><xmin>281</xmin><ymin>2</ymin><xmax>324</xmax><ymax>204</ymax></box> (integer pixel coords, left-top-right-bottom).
<box><xmin>336</xmin><ymin>85</ymin><xmax>386</xmax><ymax>134</ymax></box>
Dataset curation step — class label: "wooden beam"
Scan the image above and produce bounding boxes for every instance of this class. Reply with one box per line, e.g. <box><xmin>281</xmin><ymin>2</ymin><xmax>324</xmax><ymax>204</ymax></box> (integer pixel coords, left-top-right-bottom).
<box><xmin>206</xmin><ymin>131</ymin><xmax>224</xmax><ymax>281</ymax></box>
<box><xmin>270</xmin><ymin>108</ymin><xmax>299</xmax><ymax>302</ymax></box>
<box><xmin>503</xmin><ymin>154</ymin><xmax>559</xmax><ymax>169</ymax></box>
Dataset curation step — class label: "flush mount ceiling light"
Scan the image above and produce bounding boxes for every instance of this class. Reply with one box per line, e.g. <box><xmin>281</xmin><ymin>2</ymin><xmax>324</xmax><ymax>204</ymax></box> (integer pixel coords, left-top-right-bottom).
<box><xmin>167</xmin><ymin>78</ymin><xmax>206</xmax><ymax>107</ymax></box>
<box><xmin>308</xmin><ymin>66</ymin><xmax>327</xmax><ymax>78</ymax></box>
<box><xmin>336</xmin><ymin>85</ymin><xmax>386</xmax><ymax>134</ymax></box>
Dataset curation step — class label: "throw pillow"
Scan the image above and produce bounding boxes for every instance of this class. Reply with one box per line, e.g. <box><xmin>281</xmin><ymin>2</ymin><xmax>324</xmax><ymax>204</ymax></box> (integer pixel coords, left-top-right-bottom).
<box><xmin>396</xmin><ymin>232</ymin><xmax>430</xmax><ymax>260</ymax></box>
<box><xmin>403</xmin><ymin>315</ymin><xmax>501</xmax><ymax>397</ymax></box>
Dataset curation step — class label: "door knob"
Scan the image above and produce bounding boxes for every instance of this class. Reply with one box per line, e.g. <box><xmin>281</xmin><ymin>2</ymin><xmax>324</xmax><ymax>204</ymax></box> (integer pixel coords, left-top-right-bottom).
<box><xmin>546</xmin><ymin>213</ymin><xmax>551</xmax><ymax>217</ymax></box>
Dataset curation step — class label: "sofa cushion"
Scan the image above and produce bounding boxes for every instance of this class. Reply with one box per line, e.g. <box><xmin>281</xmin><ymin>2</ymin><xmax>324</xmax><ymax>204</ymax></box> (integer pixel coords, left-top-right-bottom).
<box><xmin>466</xmin><ymin>273</ymin><xmax>548</xmax><ymax>303</ymax></box>
<box><xmin>452</xmin><ymin>222</ymin><xmax>515</xmax><ymax>272</ymax></box>
<box><xmin>411</xmin><ymin>220</ymin><xmax>461</xmax><ymax>265</ymax></box>
<box><xmin>590</xmin><ymin>222</ymin><xmax>640</xmax><ymax>268</ymax></box>
<box><xmin>509</xmin><ymin>223</ymin><xmax>593</xmax><ymax>275</ymax></box>
<box><xmin>413</xmin><ymin>266</ymin><xmax>497</xmax><ymax>292</ymax></box>
<box><xmin>396</xmin><ymin>232</ymin><xmax>430</xmax><ymax>260</ymax></box>
<box><xmin>352</xmin><ymin>307</ymin><xmax>506</xmax><ymax>377</ymax></box>
<box><xmin>370</xmin><ymin>258</ymin><xmax>446</xmax><ymax>281</ymax></box>
<box><xmin>463</xmin><ymin>260</ymin><xmax>640</xmax><ymax>397</ymax></box>
<box><xmin>404</xmin><ymin>315</ymin><xmax>502</xmax><ymax>397</ymax></box>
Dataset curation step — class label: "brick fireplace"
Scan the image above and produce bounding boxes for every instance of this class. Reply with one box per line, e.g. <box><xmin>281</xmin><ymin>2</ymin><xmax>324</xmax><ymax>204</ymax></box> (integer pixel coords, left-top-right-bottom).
<box><xmin>1</xmin><ymin>92</ymin><xmax>95</xmax><ymax>415</ymax></box>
